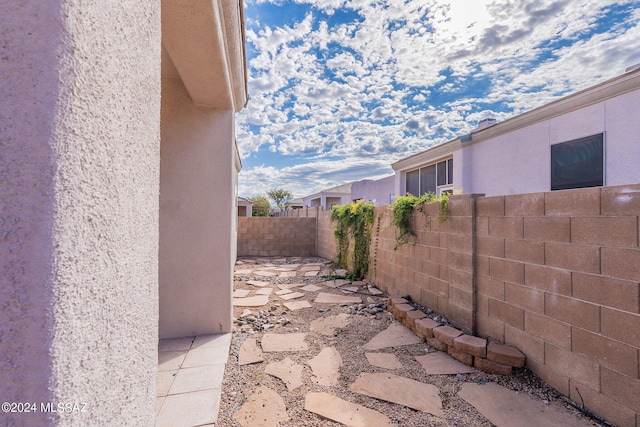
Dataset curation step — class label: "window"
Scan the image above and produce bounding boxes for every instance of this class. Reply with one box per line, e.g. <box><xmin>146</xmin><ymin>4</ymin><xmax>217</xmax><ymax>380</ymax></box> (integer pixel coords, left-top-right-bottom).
<box><xmin>405</xmin><ymin>158</ymin><xmax>453</xmax><ymax>196</ymax></box>
<box><xmin>551</xmin><ymin>133</ymin><xmax>604</xmax><ymax>191</ymax></box>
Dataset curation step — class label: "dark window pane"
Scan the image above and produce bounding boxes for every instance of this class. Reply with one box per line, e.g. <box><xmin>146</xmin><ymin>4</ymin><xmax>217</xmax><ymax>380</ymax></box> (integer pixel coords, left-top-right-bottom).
<box><xmin>551</xmin><ymin>134</ymin><xmax>603</xmax><ymax>191</ymax></box>
<box><xmin>406</xmin><ymin>170</ymin><xmax>420</xmax><ymax>196</ymax></box>
<box><xmin>447</xmin><ymin>158</ymin><xmax>453</xmax><ymax>184</ymax></box>
<box><xmin>420</xmin><ymin>164</ymin><xmax>436</xmax><ymax>194</ymax></box>
<box><xmin>437</xmin><ymin>161</ymin><xmax>447</xmax><ymax>186</ymax></box>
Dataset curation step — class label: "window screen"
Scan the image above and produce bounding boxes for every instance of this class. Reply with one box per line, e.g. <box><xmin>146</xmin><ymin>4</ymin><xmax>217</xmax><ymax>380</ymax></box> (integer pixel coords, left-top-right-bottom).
<box><xmin>551</xmin><ymin>134</ymin><xmax>603</xmax><ymax>191</ymax></box>
<box><xmin>406</xmin><ymin>170</ymin><xmax>420</xmax><ymax>196</ymax></box>
<box><xmin>420</xmin><ymin>164</ymin><xmax>437</xmax><ymax>194</ymax></box>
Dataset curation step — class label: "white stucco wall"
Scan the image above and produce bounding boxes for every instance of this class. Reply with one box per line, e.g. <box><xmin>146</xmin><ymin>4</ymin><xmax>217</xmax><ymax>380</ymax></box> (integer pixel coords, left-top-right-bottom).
<box><xmin>1</xmin><ymin>1</ymin><xmax>161</xmax><ymax>425</ymax></box>
<box><xmin>351</xmin><ymin>176</ymin><xmax>395</xmax><ymax>205</ymax></box>
<box><xmin>159</xmin><ymin>76</ymin><xmax>235</xmax><ymax>339</ymax></box>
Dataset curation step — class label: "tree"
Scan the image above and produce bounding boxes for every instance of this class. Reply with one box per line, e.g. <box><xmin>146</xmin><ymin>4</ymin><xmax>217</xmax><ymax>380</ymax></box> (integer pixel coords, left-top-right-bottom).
<box><xmin>266</xmin><ymin>188</ymin><xmax>293</xmax><ymax>211</ymax></box>
<box><xmin>249</xmin><ymin>196</ymin><xmax>271</xmax><ymax>217</ymax></box>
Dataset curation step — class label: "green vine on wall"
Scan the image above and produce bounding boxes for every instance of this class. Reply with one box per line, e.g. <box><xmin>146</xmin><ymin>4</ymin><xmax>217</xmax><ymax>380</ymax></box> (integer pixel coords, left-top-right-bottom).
<box><xmin>390</xmin><ymin>192</ymin><xmax>451</xmax><ymax>250</ymax></box>
<box><xmin>330</xmin><ymin>201</ymin><xmax>375</xmax><ymax>280</ymax></box>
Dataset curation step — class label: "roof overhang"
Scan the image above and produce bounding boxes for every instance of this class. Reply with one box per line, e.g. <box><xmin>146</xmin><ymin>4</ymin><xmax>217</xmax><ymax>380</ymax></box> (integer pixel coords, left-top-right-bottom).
<box><xmin>161</xmin><ymin>0</ymin><xmax>248</xmax><ymax>111</ymax></box>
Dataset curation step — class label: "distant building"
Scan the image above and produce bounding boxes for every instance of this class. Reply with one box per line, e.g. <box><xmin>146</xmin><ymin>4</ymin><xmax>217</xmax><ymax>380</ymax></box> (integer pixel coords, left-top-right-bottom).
<box><xmin>286</xmin><ymin>198</ymin><xmax>304</xmax><ymax>210</ymax></box>
<box><xmin>351</xmin><ymin>175</ymin><xmax>396</xmax><ymax>205</ymax></box>
<box><xmin>303</xmin><ymin>182</ymin><xmax>353</xmax><ymax>210</ymax></box>
<box><xmin>238</xmin><ymin>197</ymin><xmax>253</xmax><ymax>216</ymax></box>
<box><xmin>392</xmin><ymin>68</ymin><xmax>640</xmax><ymax>197</ymax></box>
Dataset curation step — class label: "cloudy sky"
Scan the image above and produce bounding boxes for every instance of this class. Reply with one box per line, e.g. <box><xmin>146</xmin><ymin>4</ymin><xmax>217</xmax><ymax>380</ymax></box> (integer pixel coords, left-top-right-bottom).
<box><xmin>237</xmin><ymin>0</ymin><xmax>640</xmax><ymax>199</ymax></box>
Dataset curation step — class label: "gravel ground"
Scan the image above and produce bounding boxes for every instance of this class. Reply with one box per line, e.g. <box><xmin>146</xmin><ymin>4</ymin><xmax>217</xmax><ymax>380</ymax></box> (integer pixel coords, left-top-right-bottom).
<box><xmin>216</xmin><ymin>257</ymin><xmax>605</xmax><ymax>427</ymax></box>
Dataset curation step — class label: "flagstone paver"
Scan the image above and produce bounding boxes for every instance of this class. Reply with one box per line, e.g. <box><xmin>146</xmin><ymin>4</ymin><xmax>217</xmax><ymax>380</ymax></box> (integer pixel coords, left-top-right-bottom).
<box><xmin>234</xmin><ymin>269</ymin><xmax>253</xmax><ymax>275</ymax></box>
<box><xmin>233</xmin><ymin>386</ymin><xmax>289</xmax><ymax>427</ymax></box>
<box><xmin>278</xmin><ymin>271</ymin><xmax>297</xmax><ymax>278</ymax></box>
<box><xmin>415</xmin><ymin>351</ymin><xmax>476</xmax><ymax>375</ymax></box>
<box><xmin>314</xmin><ymin>292</ymin><xmax>361</xmax><ymax>304</ymax></box>
<box><xmin>349</xmin><ymin>372</ymin><xmax>444</xmax><ymax>417</ymax></box>
<box><xmin>233</xmin><ymin>289</ymin><xmax>251</xmax><ymax>298</ymax></box>
<box><xmin>299</xmin><ymin>284</ymin><xmax>322</xmax><ymax>292</ymax></box>
<box><xmin>277</xmin><ymin>283</ymin><xmax>302</xmax><ymax>290</ymax></box>
<box><xmin>365</xmin><ymin>352</ymin><xmax>404</xmax><ymax>370</ymax></box>
<box><xmin>363</xmin><ymin>322</ymin><xmax>422</xmax><ymax>350</ymax></box>
<box><xmin>279</xmin><ymin>291</ymin><xmax>305</xmax><ymax>300</ymax></box>
<box><xmin>458</xmin><ymin>382</ymin><xmax>588</xmax><ymax>427</ymax></box>
<box><xmin>238</xmin><ymin>338</ymin><xmax>263</xmax><ymax>366</ymax></box>
<box><xmin>255</xmin><ymin>288</ymin><xmax>273</xmax><ymax>295</ymax></box>
<box><xmin>283</xmin><ymin>300</ymin><xmax>312</xmax><ymax>311</ymax></box>
<box><xmin>261</xmin><ymin>333</ymin><xmax>309</xmax><ymax>352</ymax></box>
<box><xmin>246</xmin><ymin>280</ymin><xmax>269</xmax><ymax>287</ymax></box>
<box><xmin>233</xmin><ymin>295</ymin><xmax>269</xmax><ymax>307</ymax></box>
<box><xmin>308</xmin><ymin>346</ymin><xmax>342</xmax><ymax>386</ymax></box>
<box><xmin>255</xmin><ymin>270</ymin><xmax>277</xmax><ymax>277</ymax></box>
<box><xmin>309</xmin><ymin>313</ymin><xmax>351</xmax><ymax>336</ymax></box>
<box><xmin>265</xmin><ymin>357</ymin><xmax>304</xmax><ymax>390</ymax></box>
<box><xmin>275</xmin><ymin>289</ymin><xmax>292</xmax><ymax>295</ymax></box>
<box><xmin>304</xmin><ymin>392</ymin><xmax>393</xmax><ymax>427</ymax></box>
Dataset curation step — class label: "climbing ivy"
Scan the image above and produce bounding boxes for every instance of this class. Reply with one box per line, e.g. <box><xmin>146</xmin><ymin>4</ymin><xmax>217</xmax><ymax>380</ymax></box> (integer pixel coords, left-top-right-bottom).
<box><xmin>390</xmin><ymin>192</ymin><xmax>450</xmax><ymax>250</ymax></box>
<box><xmin>330</xmin><ymin>201</ymin><xmax>375</xmax><ymax>280</ymax></box>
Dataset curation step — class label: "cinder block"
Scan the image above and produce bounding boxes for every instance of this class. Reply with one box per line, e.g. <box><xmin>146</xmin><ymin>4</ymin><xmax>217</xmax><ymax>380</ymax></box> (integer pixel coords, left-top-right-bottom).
<box><xmin>505</xmin><ymin>239</ymin><xmax>545</xmax><ymax>265</ymax></box>
<box><xmin>426</xmin><ymin>336</ymin><xmax>448</xmax><ymax>351</ymax></box>
<box><xmin>430</xmin><ymin>278</ymin><xmax>449</xmax><ymax>296</ymax></box>
<box><xmin>476</xmin><ymin>196</ymin><xmax>505</xmax><ymax>216</ymax></box>
<box><xmin>477</xmin><ymin>276</ymin><xmax>504</xmax><ymax>300</ymax></box>
<box><xmin>544</xmin><ymin>342</ymin><xmax>600</xmax><ymax>391</ymax></box>
<box><xmin>448</xmin><ymin>268</ymin><xmax>473</xmax><ymax>291</ymax></box>
<box><xmin>415</xmin><ymin>317</ymin><xmax>440</xmax><ymax>338</ymax></box>
<box><xmin>448</xmin><ymin>233</ymin><xmax>473</xmax><ymax>253</ymax></box>
<box><xmin>544</xmin><ymin>187</ymin><xmax>601</xmax><ymax>216</ymax></box>
<box><xmin>601</xmin><ymin>247</ymin><xmax>640</xmax><ymax>282</ymax></box>
<box><xmin>572</xmin><ymin>273</ymin><xmax>640</xmax><ymax>314</ymax></box>
<box><xmin>524</xmin><ymin>264</ymin><xmax>571</xmax><ymax>295</ymax></box>
<box><xmin>504</xmin><ymin>325</ymin><xmax>544</xmax><ymax>363</ymax></box>
<box><xmin>476</xmin><ymin>312</ymin><xmax>505</xmax><ymax>342</ymax></box>
<box><xmin>488</xmin><ymin>299</ymin><xmax>524</xmax><ymax>330</ymax></box>
<box><xmin>571</xmin><ymin>216</ymin><xmax>638</xmax><ymax>247</ymax></box>
<box><xmin>601</xmin><ymin>367</ymin><xmax>640</xmax><ymax>412</ymax></box>
<box><xmin>474</xmin><ymin>357</ymin><xmax>512</xmax><ymax>375</ymax></box>
<box><xmin>572</xmin><ymin>327</ymin><xmax>638</xmax><ymax>378</ymax></box>
<box><xmin>433</xmin><ymin>325</ymin><xmax>463</xmax><ymax>346</ymax></box>
<box><xmin>487</xmin><ymin>342</ymin><xmax>525</xmax><ymax>367</ymax></box>
<box><xmin>601</xmin><ymin>183</ymin><xmax>640</xmax><ymax>216</ymax></box>
<box><xmin>524</xmin><ymin>312</ymin><xmax>571</xmax><ymax>349</ymax></box>
<box><xmin>449</xmin><ymin>286</ymin><xmax>472</xmax><ymax>309</ymax></box>
<box><xmin>504</xmin><ymin>192</ymin><xmax>545</xmax><ymax>216</ymax></box>
<box><xmin>545</xmin><ymin>242</ymin><xmax>600</xmax><ymax>274</ymax></box>
<box><xmin>488</xmin><ymin>216</ymin><xmax>523</xmax><ymax>239</ymax></box>
<box><xmin>489</xmin><ymin>258</ymin><xmax>524</xmax><ymax>284</ymax></box>
<box><xmin>453</xmin><ymin>334</ymin><xmax>487</xmax><ymax>358</ymax></box>
<box><xmin>544</xmin><ymin>293</ymin><xmax>600</xmax><ymax>332</ymax></box>
<box><xmin>505</xmin><ymin>282</ymin><xmax>544</xmax><ymax>313</ymax></box>
<box><xmin>601</xmin><ymin>307</ymin><xmax>640</xmax><ymax>349</ymax></box>
<box><xmin>448</xmin><ymin>346</ymin><xmax>474</xmax><ymax>366</ymax></box>
<box><xmin>528</xmin><ymin>359</ymin><xmax>569</xmax><ymax>396</ymax></box>
<box><xmin>568</xmin><ymin>380</ymin><xmax>637</xmax><ymax>427</ymax></box>
<box><xmin>476</xmin><ymin>235</ymin><xmax>505</xmax><ymax>258</ymax></box>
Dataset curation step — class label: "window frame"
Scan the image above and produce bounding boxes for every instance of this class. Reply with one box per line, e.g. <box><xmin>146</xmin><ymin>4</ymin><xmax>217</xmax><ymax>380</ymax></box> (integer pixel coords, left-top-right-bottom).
<box><xmin>550</xmin><ymin>133</ymin><xmax>605</xmax><ymax>191</ymax></box>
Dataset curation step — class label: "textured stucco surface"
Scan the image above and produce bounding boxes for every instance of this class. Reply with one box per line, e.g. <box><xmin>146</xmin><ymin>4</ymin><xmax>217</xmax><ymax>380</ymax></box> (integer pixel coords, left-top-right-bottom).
<box><xmin>1</xmin><ymin>1</ymin><xmax>161</xmax><ymax>425</ymax></box>
<box><xmin>159</xmin><ymin>75</ymin><xmax>236</xmax><ymax>339</ymax></box>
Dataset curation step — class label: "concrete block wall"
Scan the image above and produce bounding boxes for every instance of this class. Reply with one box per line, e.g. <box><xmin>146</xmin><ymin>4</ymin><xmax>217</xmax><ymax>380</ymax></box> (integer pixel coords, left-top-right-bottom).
<box><xmin>317</xmin><ymin>210</ymin><xmax>338</xmax><ymax>261</ymax></box>
<box><xmin>475</xmin><ymin>184</ymin><xmax>640</xmax><ymax>427</ymax></box>
<box><xmin>237</xmin><ymin>217</ymin><xmax>316</xmax><ymax>256</ymax></box>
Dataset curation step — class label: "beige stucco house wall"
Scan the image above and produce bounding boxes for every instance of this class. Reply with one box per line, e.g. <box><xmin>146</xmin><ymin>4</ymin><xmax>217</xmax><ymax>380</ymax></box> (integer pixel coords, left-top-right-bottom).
<box><xmin>1</xmin><ymin>0</ymin><xmax>247</xmax><ymax>425</ymax></box>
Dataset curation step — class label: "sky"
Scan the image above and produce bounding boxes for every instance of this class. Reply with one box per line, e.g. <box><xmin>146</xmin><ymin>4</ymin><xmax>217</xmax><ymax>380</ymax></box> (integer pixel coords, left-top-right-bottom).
<box><xmin>236</xmin><ymin>0</ymin><xmax>640</xmax><ymax>199</ymax></box>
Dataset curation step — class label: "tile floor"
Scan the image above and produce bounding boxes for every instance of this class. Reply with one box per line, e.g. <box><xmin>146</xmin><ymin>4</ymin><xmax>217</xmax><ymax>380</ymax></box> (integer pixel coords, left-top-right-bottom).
<box><xmin>157</xmin><ymin>333</ymin><xmax>231</xmax><ymax>427</ymax></box>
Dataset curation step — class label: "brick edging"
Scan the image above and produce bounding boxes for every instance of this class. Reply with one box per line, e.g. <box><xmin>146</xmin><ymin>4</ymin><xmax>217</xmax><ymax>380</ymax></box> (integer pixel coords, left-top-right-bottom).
<box><xmin>388</xmin><ymin>298</ymin><xmax>525</xmax><ymax>375</ymax></box>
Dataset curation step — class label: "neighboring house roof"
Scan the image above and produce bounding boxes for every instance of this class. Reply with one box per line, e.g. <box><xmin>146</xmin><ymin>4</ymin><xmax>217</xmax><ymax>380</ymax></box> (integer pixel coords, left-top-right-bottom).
<box><xmin>304</xmin><ymin>182</ymin><xmax>353</xmax><ymax>200</ymax></box>
<box><xmin>237</xmin><ymin>196</ymin><xmax>253</xmax><ymax>205</ymax></box>
<box><xmin>392</xmin><ymin>67</ymin><xmax>640</xmax><ymax>172</ymax></box>
<box><xmin>286</xmin><ymin>198</ymin><xmax>304</xmax><ymax>207</ymax></box>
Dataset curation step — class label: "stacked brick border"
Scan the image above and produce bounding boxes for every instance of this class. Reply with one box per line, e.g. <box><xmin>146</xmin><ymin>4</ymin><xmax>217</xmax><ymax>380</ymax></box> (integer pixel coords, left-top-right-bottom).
<box><xmin>389</xmin><ymin>297</ymin><xmax>525</xmax><ymax>375</ymax></box>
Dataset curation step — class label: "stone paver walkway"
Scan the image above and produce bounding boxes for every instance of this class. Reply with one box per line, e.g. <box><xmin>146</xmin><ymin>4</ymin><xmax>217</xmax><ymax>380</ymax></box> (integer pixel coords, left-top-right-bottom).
<box><xmin>216</xmin><ymin>257</ymin><xmax>597</xmax><ymax>426</ymax></box>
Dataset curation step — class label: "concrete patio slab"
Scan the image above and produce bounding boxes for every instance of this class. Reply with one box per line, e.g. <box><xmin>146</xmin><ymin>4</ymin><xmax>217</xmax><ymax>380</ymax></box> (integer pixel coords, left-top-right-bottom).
<box><xmin>415</xmin><ymin>351</ymin><xmax>476</xmax><ymax>375</ymax></box>
<box><xmin>157</xmin><ymin>389</ymin><xmax>221</xmax><ymax>427</ymax></box>
<box><xmin>238</xmin><ymin>337</ymin><xmax>264</xmax><ymax>366</ymax></box>
<box><xmin>233</xmin><ymin>295</ymin><xmax>269</xmax><ymax>307</ymax></box>
<box><xmin>309</xmin><ymin>347</ymin><xmax>342</xmax><ymax>386</ymax></box>
<box><xmin>169</xmin><ymin>365</ymin><xmax>225</xmax><ymax>395</ymax></box>
<box><xmin>310</xmin><ymin>313</ymin><xmax>351</xmax><ymax>336</ymax></box>
<box><xmin>349</xmin><ymin>372</ymin><xmax>444</xmax><ymax>417</ymax></box>
<box><xmin>233</xmin><ymin>386</ymin><xmax>289</xmax><ymax>427</ymax></box>
<box><xmin>158</xmin><ymin>351</ymin><xmax>187</xmax><ymax>372</ymax></box>
<box><xmin>365</xmin><ymin>353</ymin><xmax>403</xmax><ymax>370</ymax></box>
<box><xmin>284</xmin><ymin>300</ymin><xmax>313</xmax><ymax>311</ymax></box>
<box><xmin>158</xmin><ymin>336</ymin><xmax>194</xmax><ymax>353</ymax></box>
<box><xmin>458</xmin><ymin>382</ymin><xmax>588</xmax><ymax>427</ymax></box>
<box><xmin>157</xmin><ymin>370</ymin><xmax>177</xmax><ymax>396</ymax></box>
<box><xmin>363</xmin><ymin>322</ymin><xmax>423</xmax><ymax>350</ymax></box>
<box><xmin>315</xmin><ymin>292</ymin><xmax>361</xmax><ymax>304</ymax></box>
<box><xmin>265</xmin><ymin>357</ymin><xmax>304</xmax><ymax>390</ymax></box>
<box><xmin>192</xmin><ymin>333</ymin><xmax>232</xmax><ymax>350</ymax></box>
<box><xmin>182</xmin><ymin>347</ymin><xmax>229</xmax><ymax>368</ymax></box>
<box><xmin>304</xmin><ymin>392</ymin><xmax>393</xmax><ymax>427</ymax></box>
<box><xmin>261</xmin><ymin>333</ymin><xmax>309</xmax><ymax>352</ymax></box>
